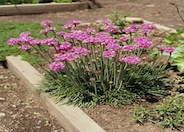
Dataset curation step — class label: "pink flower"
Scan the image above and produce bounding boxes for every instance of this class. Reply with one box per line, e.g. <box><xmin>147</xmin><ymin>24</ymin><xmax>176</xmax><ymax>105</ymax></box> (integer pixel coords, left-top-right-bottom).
<box><xmin>57</xmin><ymin>42</ymin><xmax>72</xmax><ymax>51</ymax></box>
<box><xmin>85</xmin><ymin>65</ymin><xmax>92</xmax><ymax>72</ymax></box>
<box><xmin>7</xmin><ymin>38</ymin><xmax>19</xmax><ymax>45</ymax></box>
<box><xmin>119</xmin><ymin>56</ymin><xmax>141</xmax><ymax>65</ymax></box>
<box><xmin>134</xmin><ymin>36</ymin><xmax>152</xmax><ymax>48</ymax></box>
<box><xmin>62</xmin><ymin>23</ymin><xmax>73</xmax><ymax>29</ymax></box>
<box><xmin>101</xmin><ymin>20</ymin><xmax>111</xmax><ymax>26</ymax></box>
<box><xmin>104</xmin><ymin>25</ymin><xmax>119</xmax><ymax>32</ymax></box>
<box><xmin>94</xmin><ymin>32</ymin><xmax>114</xmax><ymax>45</ymax></box>
<box><xmin>122</xmin><ymin>44</ymin><xmax>137</xmax><ymax>52</ymax></box>
<box><xmin>62</xmin><ymin>20</ymin><xmax>82</xmax><ymax>29</ymax></box>
<box><xmin>86</xmin><ymin>28</ymin><xmax>96</xmax><ymax>34</ymax></box>
<box><xmin>89</xmin><ymin>77</ymin><xmax>95</xmax><ymax>81</ymax></box>
<box><xmin>71</xmin><ymin>20</ymin><xmax>82</xmax><ymax>25</ymax></box>
<box><xmin>41</xmin><ymin>38</ymin><xmax>57</xmax><ymax>45</ymax></box>
<box><xmin>41</xmin><ymin>20</ymin><xmax>52</xmax><ymax>27</ymax></box>
<box><xmin>55</xmin><ymin>53</ymin><xmax>78</xmax><ymax>61</ymax></box>
<box><xmin>73</xmin><ymin>47</ymin><xmax>91</xmax><ymax>56</ymax></box>
<box><xmin>141</xmin><ymin>23</ymin><xmax>155</xmax><ymax>29</ymax></box>
<box><xmin>120</xmin><ymin>36</ymin><xmax>129</xmax><ymax>42</ymax></box>
<box><xmin>30</xmin><ymin>39</ymin><xmax>41</xmax><ymax>45</ymax></box>
<box><xmin>40</xmin><ymin>27</ymin><xmax>56</xmax><ymax>34</ymax></box>
<box><xmin>19</xmin><ymin>45</ymin><xmax>32</xmax><ymax>50</ymax></box>
<box><xmin>49</xmin><ymin>62</ymin><xmax>65</xmax><ymax>71</ymax></box>
<box><xmin>123</xmin><ymin>27</ymin><xmax>136</xmax><ymax>34</ymax></box>
<box><xmin>102</xmin><ymin>50</ymin><xmax>116</xmax><ymax>58</ymax></box>
<box><xmin>106</xmin><ymin>43</ymin><xmax>121</xmax><ymax>51</ymax></box>
<box><xmin>158</xmin><ymin>46</ymin><xmax>175</xmax><ymax>53</ymax></box>
<box><xmin>57</xmin><ymin>31</ymin><xmax>66</xmax><ymax>36</ymax></box>
<box><xmin>141</xmin><ymin>29</ymin><xmax>151</xmax><ymax>34</ymax></box>
<box><xmin>19</xmin><ymin>32</ymin><xmax>31</xmax><ymax>37</ymax></box>
<box><xmin>19</xmin><ymin>36</ymin><xmax>34</xmax><ymax>44</ymax></box>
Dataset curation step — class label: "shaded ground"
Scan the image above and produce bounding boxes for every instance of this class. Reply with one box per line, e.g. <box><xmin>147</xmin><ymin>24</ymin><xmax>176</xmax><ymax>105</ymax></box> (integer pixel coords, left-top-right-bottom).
<box><xmin>0</xmin><ymin>65</ymin><xmax>65</xmax><ymax>132</ymax></box>
<box><xmin>0</xmin><ymin>0</ymin><xmax>183</xmax><ymax>29</ymax></box>
<box><xmin>0</xmin><ymin>0</ymin><xmax>184</xmax><ymax>132</ymax></box>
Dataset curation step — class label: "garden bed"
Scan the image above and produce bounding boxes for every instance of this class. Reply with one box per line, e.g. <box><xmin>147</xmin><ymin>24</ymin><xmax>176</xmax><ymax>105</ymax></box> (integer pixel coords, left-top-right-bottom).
<box><xmin>0</xmin><ymin>2</ymin><xmax>88</xmax><ymax>16</ymax></box>
<box><xmin>5</xmin><ymin>17</ymin><xmax>184</xmax><ymax>132</ymax></box>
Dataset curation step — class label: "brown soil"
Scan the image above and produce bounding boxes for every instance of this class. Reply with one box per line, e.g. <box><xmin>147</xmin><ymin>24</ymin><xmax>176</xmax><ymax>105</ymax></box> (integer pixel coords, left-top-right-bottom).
<box><xmin>0</xmin><ymin>0</ymin><xmax>184</xmax><ymax>132</ymax></box>
<box><xmin>0</xmin><ymin>0</ymin><xmax>183</xmax><ymax>29</ymax></box>
<box><xmin>0</xmin><ymin>65</ymin><xmax>65</xmax><ymax>132</ymax></box>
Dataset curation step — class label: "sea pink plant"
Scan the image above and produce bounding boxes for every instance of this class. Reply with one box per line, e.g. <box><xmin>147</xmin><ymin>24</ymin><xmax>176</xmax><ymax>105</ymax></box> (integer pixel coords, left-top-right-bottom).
<box><xmin>57</xmin><ymin>42</ymin><xmax>72</xmax><ymax>51</ymax></box>
<box><xmin>49</xmin><ymin>61</ymin><xmax>65</xmax><ymax>70</ymax></box>
<box><xmin>62</xmin><ymin>20</ymin><xmax>82</xmax><ymax>29</ymax></box>
<box><xmin>55</xmin><ymin>53</ymin><xmax>78</xmax><ymax>61</ymax></box>
<box><xmin>73</xmin><ymin>47</ymin><xmax>91</xmax><ymax>56</ymax></box>
<box><xmin>7</xmin><ymin>19</ymin><xmax>175</xmax><ymax>104</ymax></box>
<box><xmin>141</xmin><ymin>23</ymin><xmax>155</xmax><ymax>29</ymax></box>
<box><xmin>102</xmin><ymin>50</ymin><xmax>116</xmax><ymax>58</ymax></box>
<box><xmin>101</xmin><ymin>20</ymin><xmax>111</xmax><ymax>26</ymax></box>
<box><xmin>122</xmin><ymin>44</ymin><xmax>137</xmax><ymax>52</ymax></box>
<box><xmin>41</xmin><ymin>38</ymin><xmax>57</xmax><ymax>45</ymax></box>
<box><xmin>41</xmin><ymin>20</ymin><xmax>52</xmax><ymax>27</ymax></box>
<box><xmin>40</xmin><ymin>27</ymin><xmax>56</xmax><ymax>34</ymax></box>
<box><xmin>119</xmin><ymin>56</ymin><xmax>141</xmax><ymax>65</ymax></box>
<box><xmin>158</xmin><ymin>46</ymin><xmax>175</xmax><ymax>53</ymax></box>
<box><xmin>7</xmin><ymin>38</ymin><xmax>19</xmax><ymax>45</ymax></box>
<box><xmin>19</xmin><ymin>45</ymin><xmax>32</xmax><ymax>51</ymax></box>
<box><xmin>120</xmin><ymin>36</ymin><xmax>130</xmax><ymax>42</ymax></box>
<box><xmin>134</xmin><ymin>36</ymin><xmax>152</xmax><ymax>48</ymax></box>
<box><xmin>106</xmin><ymin>43</ymin><xmax>121</xmax><ymax>51</ymax></box>
<box><xmin>104</xmin><ymin>25</ymin><xmax>119</xmax><ymax>32</ymax></box>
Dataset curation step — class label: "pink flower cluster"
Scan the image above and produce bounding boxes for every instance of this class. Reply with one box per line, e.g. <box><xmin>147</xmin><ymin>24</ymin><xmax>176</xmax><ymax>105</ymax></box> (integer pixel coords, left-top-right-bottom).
<box><xmin>41</xmin><ymin>38</ymin><xmax>57</xmax><ymax>45</ymax></box>
<box><xmin>134</xmin><ymin>36</ymin><xmax>152</xmax><ymax>49</ymax></box>
<box><xmin>119</xmin><ymin>56</ymin><xmax>141</xmax><ymax>65</ymax></box>
<box><xmin>122</xmin><ymin>44</ymin><xmax>137</xmax><ymax>52</ymax></box>
<box><xmin>19</xmin><ymin>45</ymin><xmax>32</xmax><ymax>51</ymax></box>
<box><xmin>123</xmin><ymin>23</ymin><xmax>155</xmax><ymax>34</ymax></box>
<box><xmin>102</xmin><ymin>50</ymin><xmax>116</xmax><ymax>58</ymax></box>
<box><xmin>101</xmin><ymin>20</ymin><xmax>119</xmax><ymax>32</ymax></box>
<box><xmin>7</xmin><ymin>32</ymin><xmax>34</xmax><ymax>51</ymax></box>
<box><xmin>41</xmin><ymin>20</ymin><xmax>53</xmax><ymax>27</ymax></box>
<box><xmin>158</xmin><ymin>46</ymin><xmax>175</xmax><ymax>53</ymax></box>
<box><xmin>40</xmin><ymin>27</ymin><xmax>56</xmax><ymax>34</ymax></box>
<box><xmin>55</xmin><ymin>53</ymin><xmax>78</xmax><ymax>61</ymax></box>
<box><xmin>104</xmin><ymin>25</ymin><xmax>119</xmax><ymax>32</ymax></box>
<box><xmin>120</xmin><ymin>36</ymin><xmax>129</xmax><ymax>42</ymax></box>
<box><xmin>62</xmin><ymin>20</ymin><xmax>82</xmax><ymax>29</ymax></box>
<box><xmin>49</xmin><ymin>61</ymin><xmax>65</xmax><ymax>71</ymax></box>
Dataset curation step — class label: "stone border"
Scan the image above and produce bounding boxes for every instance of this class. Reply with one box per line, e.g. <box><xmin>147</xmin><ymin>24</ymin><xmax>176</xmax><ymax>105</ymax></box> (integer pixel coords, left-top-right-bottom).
<box><xmin>6</xmin><ymin>56</ymin><xmax>105</xmax><ymax>132</ymax></box>
<box><xmin>0</xmin><ymin>2</ymin><xmax>88</xmax><ymax>16</ymax></box>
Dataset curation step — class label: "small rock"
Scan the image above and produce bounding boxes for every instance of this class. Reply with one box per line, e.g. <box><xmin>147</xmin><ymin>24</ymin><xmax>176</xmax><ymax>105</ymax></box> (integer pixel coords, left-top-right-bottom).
<box><xmin>0</xmin><ymin>113</ymin><xmax>5</xmax><ymax>118</ymax></box>
<box><xmin>146</xmin><ymin>5</ymin><xmax>155</xmax><ymax>7</ymax></box>
<box><xmin>12</xmin><ymin>105</ymin><xmax>17</xmax><ymax>108</ymax></box>
<box><xmin>0</xmin><ymin>98</ymin><xmax>5</xmax><ymax>101</ymax></box>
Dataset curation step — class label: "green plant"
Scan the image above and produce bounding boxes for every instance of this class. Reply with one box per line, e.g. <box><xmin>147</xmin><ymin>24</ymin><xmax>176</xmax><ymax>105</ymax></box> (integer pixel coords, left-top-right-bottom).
<box><xmin>132</xmin><ymin>94</ymin><xmax>184</xmax><ymax>130</ymax></box>
<box><xmin>164</xmin><ymin>3</ymin><xmax>184</xmax><ymax>72</ymax></box>
<box><xmin>110</xmin><ymin>11</ymin><xmax>127</xmax><ymax>31</ymax></box>
<box><xmin>0</xmin><ymin>22</ymin><xmax>43</xmax><ymax>63</ymax></box>
<box><xmin>7</xmin><ymin>20</ymin><xmax>174</xmax><ymax>106</ymax></box>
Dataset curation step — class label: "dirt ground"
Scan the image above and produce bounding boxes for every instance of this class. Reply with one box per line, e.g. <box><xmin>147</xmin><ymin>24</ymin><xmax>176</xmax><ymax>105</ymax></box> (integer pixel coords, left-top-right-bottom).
<box><xmin>0</xmin><ymin>65</ymin><xmax>65</xmax><ymax>132</ymax></box>
<box><xmin>0</xmin><ymin>0</ymin><xmax>184</xmax><ymax>132</ymax></box>
<box><xmin>0</xmin><ymin>0</ymin><xmax>183</xmax><ymax>29</ymax></box>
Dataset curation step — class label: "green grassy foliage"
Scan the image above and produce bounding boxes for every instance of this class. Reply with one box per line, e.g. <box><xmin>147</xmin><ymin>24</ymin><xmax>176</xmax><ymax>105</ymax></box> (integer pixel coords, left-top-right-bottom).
<box><xmin>0</xmin><ymin>22</ymin><xmax>42</xmax><ymax>62</ymax></box>
<box><xmin>132</xmin><ymin>94</ymin><xmax>184</xmax><ymax>130</ymax></box>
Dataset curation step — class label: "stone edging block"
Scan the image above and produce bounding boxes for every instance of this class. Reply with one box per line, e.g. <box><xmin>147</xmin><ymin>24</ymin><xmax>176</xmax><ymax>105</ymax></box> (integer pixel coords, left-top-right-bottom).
<box><xmin>6</xmin><ymin>56</ymin><xmax>105</xmax><ymax>132</ymax></box>
<box><xmin>0</xmin><ymin>2</ymin><xmax>88</xmax><ymax>16</ymax></box>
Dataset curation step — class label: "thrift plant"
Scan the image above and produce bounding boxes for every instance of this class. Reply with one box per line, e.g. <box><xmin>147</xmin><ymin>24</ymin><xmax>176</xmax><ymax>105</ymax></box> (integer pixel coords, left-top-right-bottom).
<box><xmin>7</xmin><ymin>19</ymin><xmax>175</xmax><ymax>106</ymax></box>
